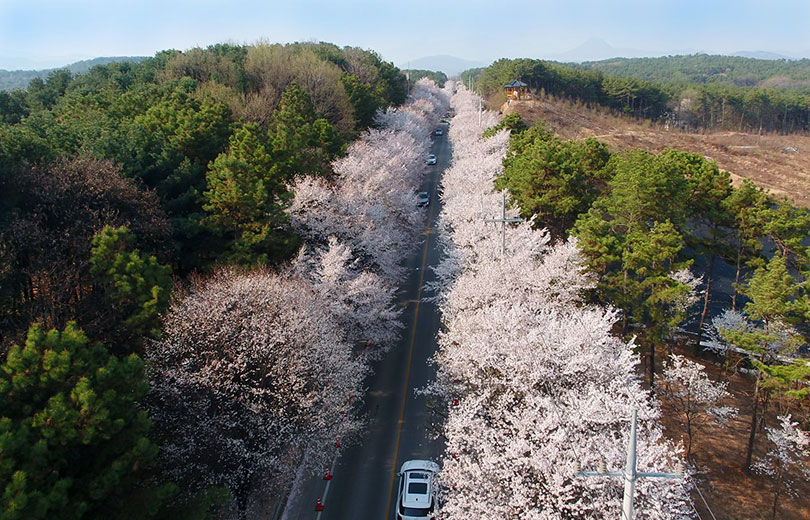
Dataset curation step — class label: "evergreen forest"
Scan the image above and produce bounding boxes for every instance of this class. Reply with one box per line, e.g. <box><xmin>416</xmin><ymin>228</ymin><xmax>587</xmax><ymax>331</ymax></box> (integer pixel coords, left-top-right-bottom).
<box><xmin>462</xmin><ymin>56</ymin><xmax>810</xmax><ymax>133</ymax></box>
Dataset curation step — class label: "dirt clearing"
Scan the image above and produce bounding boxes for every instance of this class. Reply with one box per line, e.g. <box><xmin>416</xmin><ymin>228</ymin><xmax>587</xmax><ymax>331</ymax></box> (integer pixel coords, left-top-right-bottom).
<box><xmin>505</xmin><ymin>97</ymin><xmax>810</xmax><ymax>207</ymax></box>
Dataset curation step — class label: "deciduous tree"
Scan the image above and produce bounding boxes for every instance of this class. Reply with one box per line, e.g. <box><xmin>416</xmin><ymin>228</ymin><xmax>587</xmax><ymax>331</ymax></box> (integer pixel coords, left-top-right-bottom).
<box><xmin>661</xmin><ymin>354</ymin><xmax>736</xmax><ymax>457</ymax></box>
<box><xmin>429</xmin><ymin>85</ymin><xmax>692</xmax><ymax>520</ymax></box>
<box><xmin>146</xmin><ymin>268</ymin><xmax>364</xmax><ymax>510</ymax></box>
<box><xmin>753</xmin><ymin>415</ymin><xmax>810</xmax><ymax>520</ymax></box>
<box><xmin>0</xmin><ymin>158</ymin><xmax>169</xmax><ymax>345</ymax></box>
<box><xmin>290</xmin><ymin>79</ymin><xmax>447</xmax><ymax>281</ymax></box>
<box><xmin>292</xmin><ymin>237</ymin><xmax>402</xmax><ymax>357</ymax></box>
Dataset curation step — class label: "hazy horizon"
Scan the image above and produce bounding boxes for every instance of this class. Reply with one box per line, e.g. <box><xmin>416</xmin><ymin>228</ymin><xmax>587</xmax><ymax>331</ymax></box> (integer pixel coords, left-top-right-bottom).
<box><xmin>2</xmin><ymin>0</ymin><xmax>810</xmax><ymax>70</ymax></box>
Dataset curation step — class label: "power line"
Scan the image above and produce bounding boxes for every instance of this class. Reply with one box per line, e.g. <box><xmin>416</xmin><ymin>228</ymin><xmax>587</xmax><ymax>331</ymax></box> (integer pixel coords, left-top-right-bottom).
<box><xmin>694</xmin><ymin>482</ymin><xmax>718</xmax><ymax>520</ymax></box>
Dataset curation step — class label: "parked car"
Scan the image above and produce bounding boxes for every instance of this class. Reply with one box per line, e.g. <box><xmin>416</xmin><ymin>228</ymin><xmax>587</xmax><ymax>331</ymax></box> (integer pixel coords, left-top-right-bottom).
<box><xmin>396</xmin><ymin>460</ymin><xmax>439</xmax><ymax>519</ymax></box>
<box><xmin>426</xmin><ymin>154</ymin><xmax>437</xmax><ymax>165</ymax></box>
<box><xmin>416</xmin><ymin>192</ymin><xmax>430</xmax><ymax>207</ymax></box>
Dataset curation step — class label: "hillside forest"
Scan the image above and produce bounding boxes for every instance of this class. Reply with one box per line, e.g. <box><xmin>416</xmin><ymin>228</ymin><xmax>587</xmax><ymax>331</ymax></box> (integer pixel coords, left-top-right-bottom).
<box><xmin>0</xmin><ymin>41</ymin><xmax>451</xmax><ymax>519</ymax></box>
<box><xmin>462</xmin><ymin>56</ymin><xmax>810</xmax><ymax>133</ymax></box>
<box><xmin>578</xmin><ymin>54</ymin><xmax>810</xmax><ymax>88</ymax></box>
<box><xmin>0</xmin><ymin>57</ymin><xmax>149</xmax><ymax>91</ymax></box>
<box><xmin>461</xmin><ymin>46</ymin><xmax>810</xmax><ymax>520</ymax></box>
<box><xmin>403</xmin><ymin>69</ymin><xmax>448</xmax><ymax>88</ymax></box>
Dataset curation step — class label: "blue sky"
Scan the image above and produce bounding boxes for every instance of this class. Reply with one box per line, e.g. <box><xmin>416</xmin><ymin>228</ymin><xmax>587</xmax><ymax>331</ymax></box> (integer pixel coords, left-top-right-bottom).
<box><xmin>1</xmin><ymin>0</ymin><xmax>810</xmax><ymax>69</ymax></box>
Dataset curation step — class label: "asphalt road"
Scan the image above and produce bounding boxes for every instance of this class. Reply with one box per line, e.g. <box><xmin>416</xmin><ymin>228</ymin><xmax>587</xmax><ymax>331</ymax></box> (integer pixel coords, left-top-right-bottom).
<box><xmin>284</xmin><ymin>123</ymin><xmax>449</xmax><ymax>520</ymax></box>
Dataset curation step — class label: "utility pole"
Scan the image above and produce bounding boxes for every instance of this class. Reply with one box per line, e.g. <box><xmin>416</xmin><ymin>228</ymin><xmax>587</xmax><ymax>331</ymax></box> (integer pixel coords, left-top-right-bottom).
<box><xmin>484</xmin><ymin>192</ymin><xmax>522</xmax><ymax>256</ymax></box>
<box><xmin>574</xmin><ymin>409</ymin><xmax>684</xmax><ymax>520</ymax></box>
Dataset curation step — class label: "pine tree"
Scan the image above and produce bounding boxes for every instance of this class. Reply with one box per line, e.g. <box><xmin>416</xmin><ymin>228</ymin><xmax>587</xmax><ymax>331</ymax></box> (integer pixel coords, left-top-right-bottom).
<box><xmin>717</xmin><ymin>254</ymin><xmax>803</xmax><ymax>470</ymax></box>
<box><xmin>0</xmin><ymin>323</ymin><xmax>172</xmax><ymax>520</ymax></box>
<box><xmin>202</xmin><ymin>123</ymin><xmax>295</xmax><ymax>264</ymax></box>
<box><xmin>723</xmin><ymin>179</ymin><xmax>770</xmax><ymax>310</ymax></box>
<box><xmin>268</xmin><ymin>82</ymin><xmax>342</xmax><ymax>180</ymax></box>
<box><xmin>662</xmin><ymin>149</ymin><xmax>733</xmax><ymax>345</ymax></box>
<box><xmin>619</xmin><ymin>220</ymin><xmax>700</xmax><ymax>389</ymax></box>
<box><xmin>90</xmin><ymin>226</ymin><xmax>172</xmax><ymax>350</ymax></box>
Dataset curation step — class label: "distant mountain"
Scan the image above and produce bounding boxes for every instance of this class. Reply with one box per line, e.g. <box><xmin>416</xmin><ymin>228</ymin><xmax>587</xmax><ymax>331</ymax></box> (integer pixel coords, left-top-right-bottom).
<box><xmin>577</xmin><ymin>54</ymin><xmax>810</xmax><ymax>87</ymax></box>
<box><xmin>401</xmin><ymin>55</ymin><xmax>486</xmax><ymax>77</ymax></box>
<box><xmin>0</xmin><ymin>56</ymin><xmax>147</xmax><ymax>91</ymax></box>
<box><xmin>0</xmin><ymin>54</ymin><xmax>92</xmax><ymax>71</ymax></box>
<box><xmin>732</xmin><ymin>50</ymin><xmax>793</xmax><ymax>60</ymax></box>
<box><xmin>547</xmin><ymin>38</ymin><xmax>810</xmax><ymax>64</ymax></box>
<box><xmin>551</xmin><ymin>38</ymin><xmax>654</xmax><ymax>63</ymax></box>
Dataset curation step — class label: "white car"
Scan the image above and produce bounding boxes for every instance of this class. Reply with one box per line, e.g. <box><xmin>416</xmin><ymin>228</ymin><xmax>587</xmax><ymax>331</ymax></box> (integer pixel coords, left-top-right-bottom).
<box><xmin>396</xmin><ymin>460</ymin><xmax>439</xmax><ymax>519</ymax></box>
<box><xmin>416</xmin><ymin>192</ymin><xmax>430</xmax><ymax>207</ymax></box>
<box><xmin>426</xmin><ymin>154</ymin><xmax>437</xmax><ymax>165</ymax></box>
<box><xmin>434</xmin><ymin>128</ymin><xmax>443</xmax><ymax>136</ymax></box>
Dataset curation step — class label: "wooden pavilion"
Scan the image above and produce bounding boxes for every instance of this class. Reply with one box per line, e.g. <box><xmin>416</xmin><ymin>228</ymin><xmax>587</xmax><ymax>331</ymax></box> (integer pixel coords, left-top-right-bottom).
<box><xmin>504</xmin><ymin>79</ymin><xmax>529</xmax><ymax>101</ymax></box>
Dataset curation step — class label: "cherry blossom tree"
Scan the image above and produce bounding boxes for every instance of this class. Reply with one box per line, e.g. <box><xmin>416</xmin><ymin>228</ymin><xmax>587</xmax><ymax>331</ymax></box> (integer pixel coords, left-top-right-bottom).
<box><xmin>146</xmin><ymin>268</ymin><xmax>364</xmax><ymax>509</ymax></box>
<box><xmin>660</xmin><ymin>354</ymin><xmax>737</xmax><ymax>457</ymax></box>
<box><xmin>705</xmin><ymin>309</ymin><xmax>749</xmax><ymax>369</ymax></box>
<box><xmin>292</xmin><ymin>236</ymin><xmax>402</xmax><ymax>358</ymax></box>
<box><xmin>426</xmin><ymin>85</ymin><xmax>693</xmax><ymax>519</ymax></box>
<box><xmin>753</xmin><ymin>415</ymin><xmax>810</xmax><ymax>519</ymax></box>
<box><xmin>289</xmin><ymin>80</ymin><xmax>448</xmax><ymax>282</ymax></box>
<box><xmin>146</xmin><ymin>81</ymin><xmax>451</xmax><ymax>516</ymax></box>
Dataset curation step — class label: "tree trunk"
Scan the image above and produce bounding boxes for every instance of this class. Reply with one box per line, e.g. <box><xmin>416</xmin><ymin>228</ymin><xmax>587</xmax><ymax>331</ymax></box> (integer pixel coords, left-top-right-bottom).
<box><xmin>649</xmin><ymin>343</ymin><xmax>656</xmax><ymax>391</ymax></box>
<box><xmin>621</xmin><ymin>268</ymin><xmax>629</xmax><ymax>335</ymax></box>
<box><xmin>745</xmin><ymin>375</ymin><xmax>762</xmax><ymax>471</ymax></box>
<box><xmin>733</xmin><ymin>236</ymin><xmax>743</xmax><ymax>312</ymax></box>
<box><xmin>697</xmin><ymin>254</ymin><xmax>715</xmax><ymax>347</ymax></box>
<box><xmin>25</xmin><ymin>274</ymin><xmax>34</xmax><ymax>305</ymax></box>
<box><xmin>771</xmin><ymin>478</ymin><xmax>781</xmax><ymax>520</ymax></box>
<box><xmin>686</xmin><ymin>418</ymin><xmax>694</xmax><ymax>458</ymax></box>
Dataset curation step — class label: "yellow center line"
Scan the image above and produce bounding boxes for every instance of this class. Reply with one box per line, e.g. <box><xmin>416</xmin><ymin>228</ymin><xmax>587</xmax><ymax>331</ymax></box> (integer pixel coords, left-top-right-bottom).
<box><xmin>382</xmin><ymin>132</ymin><xmax>444</xmax><ymax>520</ymax></box>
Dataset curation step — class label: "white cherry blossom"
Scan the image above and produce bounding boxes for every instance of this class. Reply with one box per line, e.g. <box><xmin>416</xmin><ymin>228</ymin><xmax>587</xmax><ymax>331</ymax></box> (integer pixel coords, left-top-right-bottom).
<box><xmin>429</xmin><ymin>85</ymin><xmax>694</xmax><ymax>519</ymax></box>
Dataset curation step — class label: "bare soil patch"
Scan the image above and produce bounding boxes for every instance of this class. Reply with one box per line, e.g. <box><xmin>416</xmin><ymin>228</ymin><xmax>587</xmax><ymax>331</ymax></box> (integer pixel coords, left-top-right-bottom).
<box><xmin>504</xmin><ymin>97</ymin><xmax>810</xmax><ymax>207</ymax></box>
